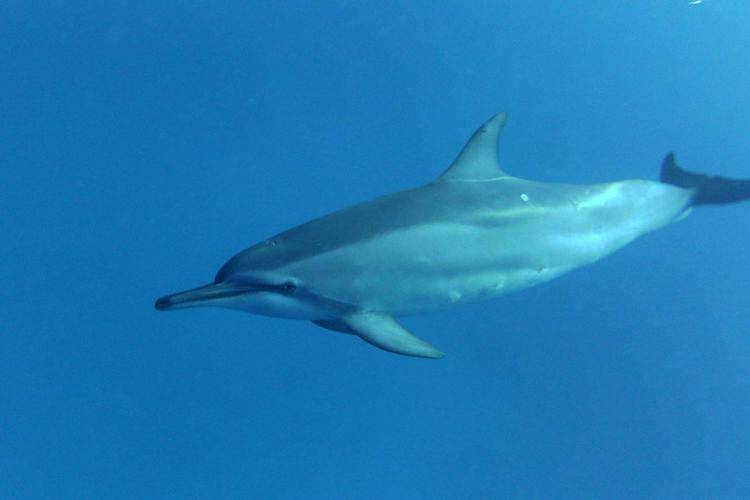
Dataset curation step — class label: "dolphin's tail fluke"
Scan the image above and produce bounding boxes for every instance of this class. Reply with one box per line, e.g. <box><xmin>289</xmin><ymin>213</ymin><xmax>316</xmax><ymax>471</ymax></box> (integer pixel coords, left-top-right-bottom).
<box><xmin>661</xmin><ymin>152</ymin><xmax>750</xmax><ymax>206</ymax></box>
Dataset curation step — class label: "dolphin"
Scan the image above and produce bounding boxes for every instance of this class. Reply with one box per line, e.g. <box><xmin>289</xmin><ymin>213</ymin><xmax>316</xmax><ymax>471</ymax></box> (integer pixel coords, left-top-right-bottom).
<box><xmin>155</xmin><ymin>112</ymin><xmax>750</xmax><ymax>358</ymax></box>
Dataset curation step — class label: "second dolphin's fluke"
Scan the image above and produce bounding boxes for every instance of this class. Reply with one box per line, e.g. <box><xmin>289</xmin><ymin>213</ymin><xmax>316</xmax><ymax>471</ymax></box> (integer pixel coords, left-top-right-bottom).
<box><xmin>156</xmin><ymin>112</ymin><xmax>750</xmax><ymax>358</ymax></box>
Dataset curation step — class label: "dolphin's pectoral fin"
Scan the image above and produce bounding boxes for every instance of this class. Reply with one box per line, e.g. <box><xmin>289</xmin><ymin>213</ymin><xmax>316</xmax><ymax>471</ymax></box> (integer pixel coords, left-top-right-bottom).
<box><xmin>311</xmin><ymin>319</ymin><xmax>355</xmax><ymax>334</ymax></box>
<box><xmin>340</xmin><ymin>312</ymin><xmax>444</xmax><ymax>359</ymax></box>
<box><xmin>437</xmin><ymin>111</ymin><xmax>509</xmax><ymax>182</ymax></box>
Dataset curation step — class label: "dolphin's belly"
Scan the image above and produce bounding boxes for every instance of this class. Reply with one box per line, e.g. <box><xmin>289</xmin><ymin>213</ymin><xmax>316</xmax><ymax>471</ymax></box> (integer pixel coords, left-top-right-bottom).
<box><xmin>285</xmin><ymin>221</ymin><xmax>582</xmax><ymax>315</ymax></box>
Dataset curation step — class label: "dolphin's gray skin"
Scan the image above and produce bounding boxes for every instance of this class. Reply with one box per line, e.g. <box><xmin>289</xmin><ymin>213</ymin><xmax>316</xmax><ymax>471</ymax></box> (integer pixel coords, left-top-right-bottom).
<box><xmin>156</xmin><ymin>112</ymin><xmax>750</xmax><ymax>358</ymax></box>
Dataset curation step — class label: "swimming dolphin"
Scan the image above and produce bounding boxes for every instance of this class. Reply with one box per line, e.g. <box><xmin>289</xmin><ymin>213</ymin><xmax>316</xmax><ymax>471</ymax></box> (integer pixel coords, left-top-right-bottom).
<box><xmin>155</xmin><ymin>112</ymin><xmax>750</xmax><ymax>358</ymax></box>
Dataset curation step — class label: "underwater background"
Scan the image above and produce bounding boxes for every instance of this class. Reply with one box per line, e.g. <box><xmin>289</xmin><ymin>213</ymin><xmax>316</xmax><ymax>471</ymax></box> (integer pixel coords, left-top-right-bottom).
<box><xmin>3</xmin><ymin>1</ymin><xmax>750</xmax><ymax>498</ymax></box>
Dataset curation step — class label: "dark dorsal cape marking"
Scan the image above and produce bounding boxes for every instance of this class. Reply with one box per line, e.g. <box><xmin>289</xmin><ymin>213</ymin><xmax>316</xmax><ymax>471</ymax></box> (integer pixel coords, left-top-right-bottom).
<box><xmin>217</xmin><ymin>112</ymin><xmax>514</xmax><ymax>279</ymax></box>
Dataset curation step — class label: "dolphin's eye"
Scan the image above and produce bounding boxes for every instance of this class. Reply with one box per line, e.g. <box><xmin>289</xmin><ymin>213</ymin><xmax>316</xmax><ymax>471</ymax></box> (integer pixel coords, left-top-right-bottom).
<box><xmin>282</xmin><ymin>282</ymin><xmax>297</xmax><ymax>294</ymax></box>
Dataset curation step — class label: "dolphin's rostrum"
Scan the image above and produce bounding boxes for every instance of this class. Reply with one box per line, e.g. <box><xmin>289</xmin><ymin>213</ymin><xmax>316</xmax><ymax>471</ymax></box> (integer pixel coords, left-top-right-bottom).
<box><xmin>156</xmin><ymin>112</ymin><xmax>750</xmax><ymax>358</ymax></box>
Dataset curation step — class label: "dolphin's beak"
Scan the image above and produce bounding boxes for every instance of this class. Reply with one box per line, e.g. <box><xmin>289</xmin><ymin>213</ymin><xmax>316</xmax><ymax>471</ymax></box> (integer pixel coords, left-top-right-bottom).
<box><xmin>154</xmin><ymin>282</ymin><xmax>258</xmax><ymax>311</ymax></box>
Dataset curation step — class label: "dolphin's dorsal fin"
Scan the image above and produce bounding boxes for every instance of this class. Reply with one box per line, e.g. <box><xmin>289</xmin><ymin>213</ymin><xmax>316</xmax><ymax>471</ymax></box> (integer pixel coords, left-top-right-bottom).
<box><xmin>437</xmin><ymin>112</ymin><xmax>509</xmax><ymax>182</ymax></box>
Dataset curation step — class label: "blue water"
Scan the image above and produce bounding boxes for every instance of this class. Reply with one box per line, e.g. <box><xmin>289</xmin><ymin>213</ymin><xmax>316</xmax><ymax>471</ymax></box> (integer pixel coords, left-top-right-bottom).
<box><xmin>3</xmin><ymin>2</ymin><xmax>750</xmax><ymax>497</ymax></box>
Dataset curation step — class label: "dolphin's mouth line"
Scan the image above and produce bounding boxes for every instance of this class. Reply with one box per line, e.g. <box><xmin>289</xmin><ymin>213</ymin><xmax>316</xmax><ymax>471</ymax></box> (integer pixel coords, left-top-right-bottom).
<box><xmin>154</xmin><ymin>282</ymin><xmax>284</xmax><ymax>310</ymax></box>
